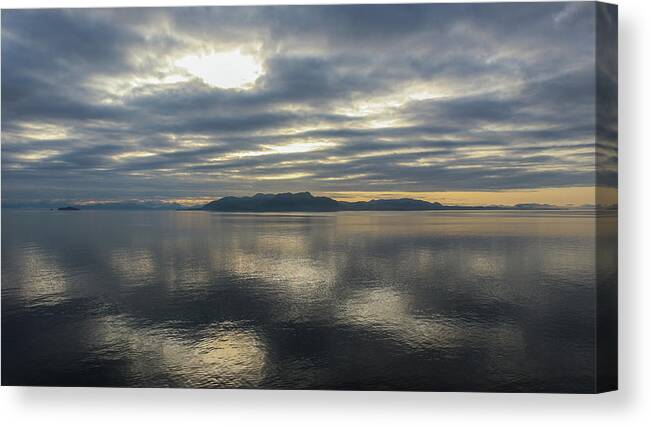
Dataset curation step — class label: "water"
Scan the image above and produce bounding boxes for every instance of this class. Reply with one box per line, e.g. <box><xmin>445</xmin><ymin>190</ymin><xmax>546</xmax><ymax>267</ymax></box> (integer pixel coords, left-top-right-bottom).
<box><xmin>1</xmin><ymin>210</ymin><xmax>614</xmax><ymax>391</ymax></box>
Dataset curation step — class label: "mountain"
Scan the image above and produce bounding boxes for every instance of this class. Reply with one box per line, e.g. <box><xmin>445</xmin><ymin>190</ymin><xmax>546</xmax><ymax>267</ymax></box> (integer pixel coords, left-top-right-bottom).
<box><xmin>3</xmin><ymin>200</ymin><xmax>185</xmax><ymax>210</ymax></box>
<box><xmin>203</xmin><ymin>192</ymin><xmax>445</xmax><ymax>212</ymax></box>
<box><xmin>340</xmin><ymin>198</ymin><xmax>444</xmax><ymax>211</ymax></box>
<box><xmin>200</xmin><ymin>192</ymin><xmax>571</xmax><ymax>212</ymax></box>
<box><xmin>78</xmin><ymin>201</ymin><xmax>185</xmax><ymax>210</ymax></box>
<box><xmin>202</xmin><ymin>192</ymin><xmax>340</xmax><ymax>212</ymax></box>
<box><xmin>513</xmin><ymin>203</ymin><xmax>558</xmax><ymax>210</ymax></box>
<box><xmin>2</xmin><ymin>193</ymin><xmax>569</xmax><ymax>212</ymax></box>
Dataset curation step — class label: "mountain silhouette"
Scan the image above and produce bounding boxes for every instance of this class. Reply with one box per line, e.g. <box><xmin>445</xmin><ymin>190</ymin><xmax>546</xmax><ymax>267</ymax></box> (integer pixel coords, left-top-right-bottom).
<box><xmin>202</xmin><ymin>192</ymin><xmax>340</xmax><ymax>212</ymax></box>
<box><xmin>203</xmin><ymin>192</ymin><xmax>449</xmax><ymax>212</ymax></box>
<box><xmin>339</xmin><ymin>198</ymin><xmax>444</xmax><ymax>211</ymax></box>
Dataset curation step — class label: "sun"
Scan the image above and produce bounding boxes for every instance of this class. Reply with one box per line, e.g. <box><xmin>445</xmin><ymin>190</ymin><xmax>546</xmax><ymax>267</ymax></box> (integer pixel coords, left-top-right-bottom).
<box><xmin>175</xmin><ymin>50</ymin><xmax>262</xmax><ymax>89</ymax></box>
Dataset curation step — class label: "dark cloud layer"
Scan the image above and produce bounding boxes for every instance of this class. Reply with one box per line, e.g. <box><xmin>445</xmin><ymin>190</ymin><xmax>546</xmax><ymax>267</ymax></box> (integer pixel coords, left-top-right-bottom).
<box><xmin>1</xmin><ymin>3</ymin><xmax>613</xmax><ymax>204</ymax></box>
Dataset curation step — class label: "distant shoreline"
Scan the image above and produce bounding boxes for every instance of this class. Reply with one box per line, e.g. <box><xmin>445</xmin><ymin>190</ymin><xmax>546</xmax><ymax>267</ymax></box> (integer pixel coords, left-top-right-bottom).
<box><xmin>2</xmin><ymin>207</ymin><xmax>614</xmax><ymax>214</ymax></box>
<box><xmin>198</xmin><ymin>192</ymin><xmax>615</xmax><ymax>213</ymax></box>
<box><xmin>3</xmin><ymin>191</ymin><xmax>616</xmax><ymax>212</ymax></box>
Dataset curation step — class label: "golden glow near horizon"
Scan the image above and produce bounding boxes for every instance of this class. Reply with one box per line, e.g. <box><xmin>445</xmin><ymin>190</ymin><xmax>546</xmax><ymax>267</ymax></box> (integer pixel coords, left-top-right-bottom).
<box><xmin>148</xmin><ymin>185</ymin><xmax>614</xmax><ymax>208</ymax></box>
<box><xmin>175</xmin><ymin>50</ymin><xmax>262</xmax><ymax>89</ymax></box>
<box><xmin>321</xmin><ymin>186</ymin><xmax>613</xmax><ymax>207</ymax></box>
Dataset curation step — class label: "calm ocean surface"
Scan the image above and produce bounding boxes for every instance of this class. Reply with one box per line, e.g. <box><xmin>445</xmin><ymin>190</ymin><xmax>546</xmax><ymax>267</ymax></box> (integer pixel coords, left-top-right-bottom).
<box><xmin>1</xmin><ymin>210</ymin><xmax>613</xmax><ymax>391</ymax></box>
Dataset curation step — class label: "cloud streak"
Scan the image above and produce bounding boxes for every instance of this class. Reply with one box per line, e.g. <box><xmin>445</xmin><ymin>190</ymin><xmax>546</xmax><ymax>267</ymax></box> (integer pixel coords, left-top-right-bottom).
<box><xmin>1</xmin><ymin>3</ymin><xmax>611</xmax><ymax>205</ymax></box>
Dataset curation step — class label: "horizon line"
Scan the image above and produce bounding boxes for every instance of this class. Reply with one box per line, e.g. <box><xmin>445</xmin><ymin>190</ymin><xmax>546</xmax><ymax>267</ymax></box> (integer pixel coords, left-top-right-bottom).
<box><xmin>1</xmin><ymin>189</ymin><xmax>618</xmax><ymax>210</ymax></box>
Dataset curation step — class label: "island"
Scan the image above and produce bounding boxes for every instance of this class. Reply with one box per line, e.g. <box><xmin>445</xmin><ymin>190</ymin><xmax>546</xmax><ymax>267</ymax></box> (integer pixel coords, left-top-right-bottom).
<box><xmin>200</xmin><ymin>192</ymin><xmax>566</xmax><ymax>212</ymax></box>
<box><xmin>57</xmin><ymin>206</ymin><xmax>81</xmax><ymax>211</ymax></box>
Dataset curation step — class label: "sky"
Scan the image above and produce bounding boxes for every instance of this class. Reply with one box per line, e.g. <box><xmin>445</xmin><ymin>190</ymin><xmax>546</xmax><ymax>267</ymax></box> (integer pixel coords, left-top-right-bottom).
<box><xmin>1</xmin><ymin>3</ymin><xmax>617</xmax><ymax>207</ymax></box>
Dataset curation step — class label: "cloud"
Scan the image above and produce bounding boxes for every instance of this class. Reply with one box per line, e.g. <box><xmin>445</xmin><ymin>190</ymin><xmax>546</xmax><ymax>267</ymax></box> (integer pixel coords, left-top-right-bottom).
<box><xmin>1</xmin><ymin>4</ymin><xmax>607</xmax><ymax>204</ymax></box>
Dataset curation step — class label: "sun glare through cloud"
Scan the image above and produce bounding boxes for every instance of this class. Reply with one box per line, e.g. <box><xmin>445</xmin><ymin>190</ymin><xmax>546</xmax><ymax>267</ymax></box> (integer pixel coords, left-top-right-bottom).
<box><xmin>175</xmin><ymin>50</ymin><xmax>262</xmax><ymax>89</ymax></box>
